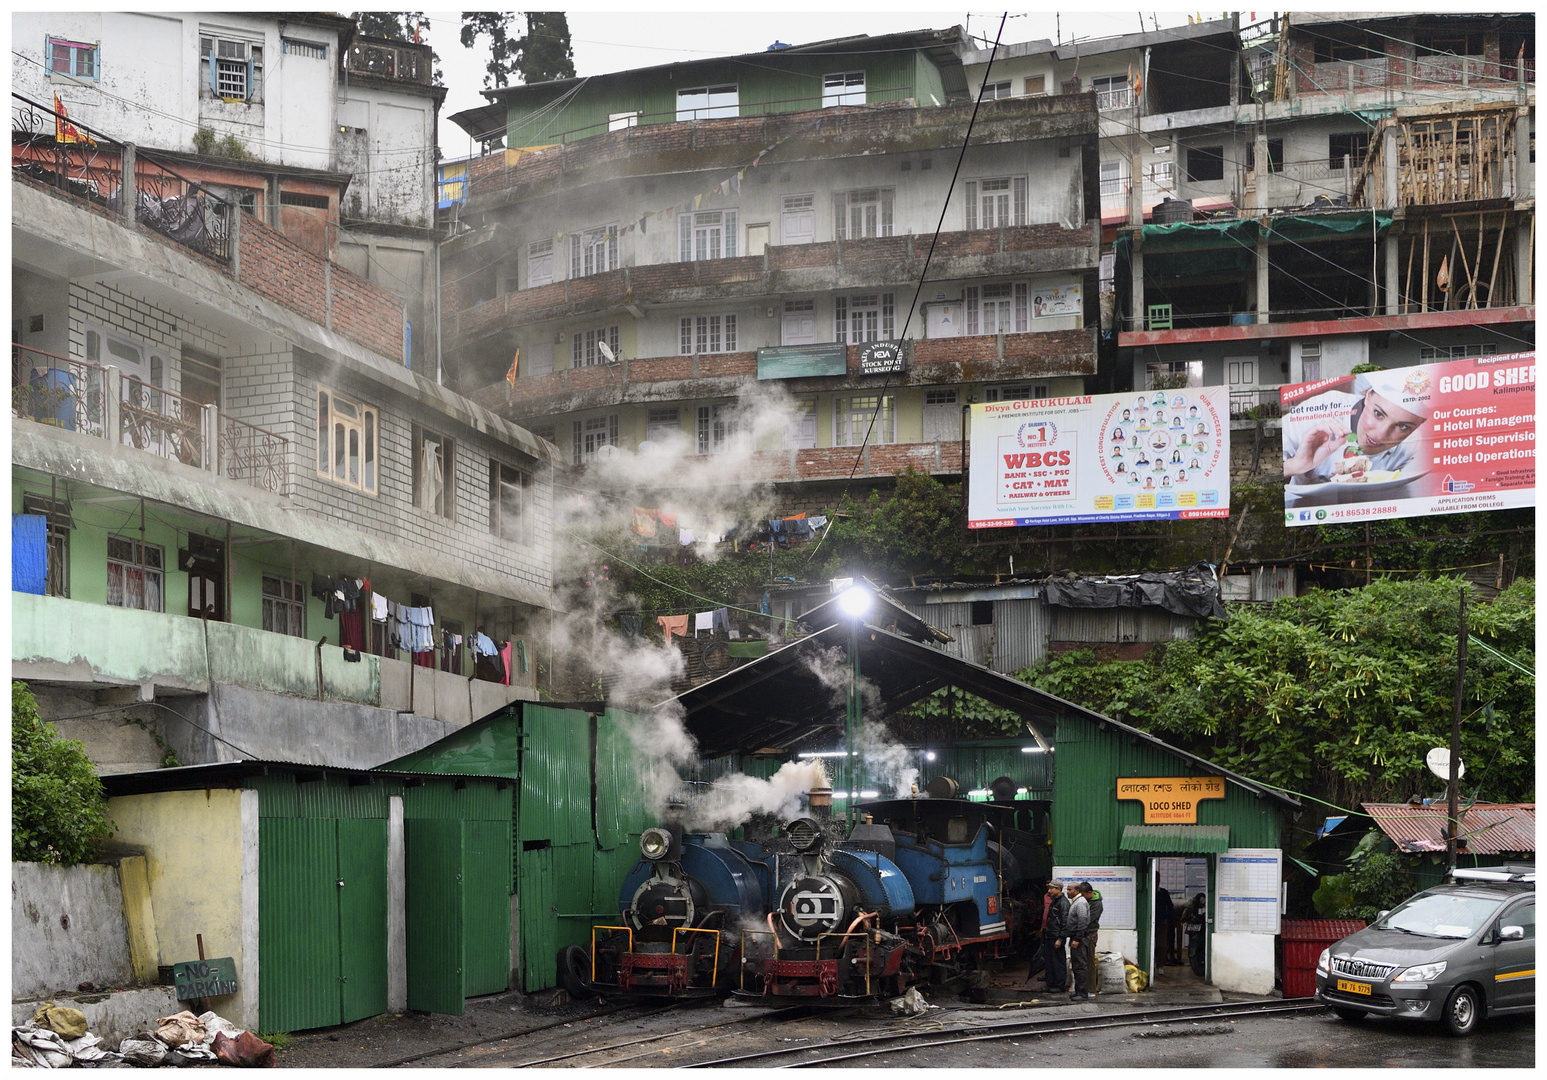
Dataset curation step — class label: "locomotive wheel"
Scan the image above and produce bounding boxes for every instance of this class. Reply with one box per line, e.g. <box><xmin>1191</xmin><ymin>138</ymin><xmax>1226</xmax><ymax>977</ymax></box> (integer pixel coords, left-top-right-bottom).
<box><xmin>557</xmin><ymin>944</ymin><xmax>593</xmax><ymax>999</ymax></box>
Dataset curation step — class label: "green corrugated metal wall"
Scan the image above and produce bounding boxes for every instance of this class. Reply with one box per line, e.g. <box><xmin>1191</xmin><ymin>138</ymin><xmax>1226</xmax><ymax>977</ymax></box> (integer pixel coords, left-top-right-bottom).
<box><xmin>503</xmin><ymin>50</ymin><xmax>942</xmax><ymax>146</ymax></box>
<box><xmin>257</xmin><ymin>818</ymin><xmax>343</xmax><ymax>1032</ymax></box>
<box><xmin>405</xmin><ymin>819</ymin><xmax>465</xmax><ymax>1015</ymax></box>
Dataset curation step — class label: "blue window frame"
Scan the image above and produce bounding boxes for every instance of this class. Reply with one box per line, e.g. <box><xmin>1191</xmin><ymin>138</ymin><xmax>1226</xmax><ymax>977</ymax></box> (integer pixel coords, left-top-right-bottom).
<box><xmin>47</xmin><ymin>37</ymin><xmax>99</xmax><ymax>81</ymax></box>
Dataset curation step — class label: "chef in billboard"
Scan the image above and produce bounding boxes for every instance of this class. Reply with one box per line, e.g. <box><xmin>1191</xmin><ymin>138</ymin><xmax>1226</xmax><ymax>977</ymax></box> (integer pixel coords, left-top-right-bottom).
<box><xmin>1282</xmin><ymin>369</ymin><xmax>1433</xmax><ymax>487</ymax></box>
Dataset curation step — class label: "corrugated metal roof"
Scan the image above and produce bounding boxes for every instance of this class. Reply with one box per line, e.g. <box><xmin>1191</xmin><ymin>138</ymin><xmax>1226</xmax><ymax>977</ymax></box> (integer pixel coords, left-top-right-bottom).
<box><xmin>1364</xmin><ymin>803</ymin><xmax>1536</xmax><ymax>855</ymax></box>
<box><xmin>1118</xmin><ymin>825</ymin><xmax>1232</xmax><ymax>853</ymax></box>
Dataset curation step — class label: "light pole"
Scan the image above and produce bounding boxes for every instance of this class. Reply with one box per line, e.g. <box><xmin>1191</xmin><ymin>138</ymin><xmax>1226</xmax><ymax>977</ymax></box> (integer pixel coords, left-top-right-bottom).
<box><xmin>837</xmin><ymin>584</ymin><xmax>872</xmax><ymax>831</ymax></box>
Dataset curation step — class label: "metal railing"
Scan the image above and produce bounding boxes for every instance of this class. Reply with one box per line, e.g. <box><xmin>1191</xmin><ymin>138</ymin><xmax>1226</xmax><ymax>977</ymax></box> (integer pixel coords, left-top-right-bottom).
<box><xmin>1230</xmin><ymin>389</ymin><xmax>1283</xmax><ymax>420</ymax></box>
<box><xmin>12</xmin><ymin>93</ymin><xmax>231</xmax><ymax>262</ymax></box>
<box><xmin>348</xmin><ymin>39</ymin><xmax>434</xmax><ymax>85</ymax></box>
<box><xmin>119</xmin><ymin>374</ymin><xmax>204</xmax><ymax>467</ymax></box>
<box><xmin>1096</xmin><ymin>86</ymin><xmax>1136</xmax><ymax>111</ymax></box>
<box><xmin>12</xmin><ymin>344</ymin><xmax>108</xmax><ymax>436</ymax></box>
<box><xmin>219</xmin><ymin>412</ymin><xmax>290</xmax><ymax>495</ymax></box>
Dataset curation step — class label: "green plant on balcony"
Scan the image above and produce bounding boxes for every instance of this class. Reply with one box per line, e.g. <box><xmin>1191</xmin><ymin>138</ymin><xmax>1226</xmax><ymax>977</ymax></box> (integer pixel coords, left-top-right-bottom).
<box><xmin>216</xmin><ymin>133</ymin><xmax>248</xmax><ymax>160</ymax></box>
<box><xmin>192</xmin><ymin>126</ymin><xmax>217</xmax><ymax>155</ymax></box>
<box><xmin>12</xmin><ymin>681</ymin><xmax>115</xmax><ymax>865</ymax></box>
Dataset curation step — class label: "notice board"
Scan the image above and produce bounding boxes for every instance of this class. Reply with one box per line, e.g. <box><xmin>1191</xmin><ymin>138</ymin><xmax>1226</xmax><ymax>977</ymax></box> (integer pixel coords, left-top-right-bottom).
<box><xmin>1216</xmin><ymin>848</ymin><xmax>1282</xmax><ymax>935</ymax></box>
<box><xmin>1053</xmin><ymin>865</ymin><xmax>1136</xmax><ymax>929</ymax></box>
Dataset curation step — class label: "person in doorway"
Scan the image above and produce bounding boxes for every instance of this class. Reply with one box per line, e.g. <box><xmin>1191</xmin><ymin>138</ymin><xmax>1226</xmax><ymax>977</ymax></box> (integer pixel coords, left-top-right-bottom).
<box><xmin>1079</xmin><ymin>881</ymin><xmax>1104</xmax><ymax>994</ymax></box>
<box><xmin>1154</xmin><ymin>884</ymin><xmax>1176</xmax><ymax>970</ymax></box>
<box><xmin>1184</xmin><ymin>893</ymin><xmax>1207</xmax><ymax>977</ymax></box>
<box><xmin>1064</xmin><ymin>882</ymin><xmax>1091</xmax><ymax>1000</ymax></box>
<box><xmin>1038</xmin><ymin>879</ymin><xmax>1070</xmax><ymax>992</ymax></box>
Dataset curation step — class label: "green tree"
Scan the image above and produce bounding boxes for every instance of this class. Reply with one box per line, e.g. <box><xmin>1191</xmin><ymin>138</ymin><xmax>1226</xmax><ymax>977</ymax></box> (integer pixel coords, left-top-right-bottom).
<box><xmin>13</xmin><ymin>682</ymin><xmax>114</xmax><ymax>864</ymax></box>
<box><xmin>354</xmin><ymin>11</ymin><xmax>426</xmax><ymax>42</ymax></box>
<box><xmin>461</xmin><ymin>11</ymin><xmax>576</xmax><ymax>89</ymax></box>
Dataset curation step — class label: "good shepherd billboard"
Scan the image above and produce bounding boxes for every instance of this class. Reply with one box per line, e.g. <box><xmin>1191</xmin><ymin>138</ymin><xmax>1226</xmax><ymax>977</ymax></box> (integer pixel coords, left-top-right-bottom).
<box><xmin>967</xmin><ymin>388</ymin><xmax>1231</xmax><ymax>528</ymax></box>
<box><xmin>1279</xmin><ymin>353</ymin><xmax>1535</xmax><ymax>527</ymax></box>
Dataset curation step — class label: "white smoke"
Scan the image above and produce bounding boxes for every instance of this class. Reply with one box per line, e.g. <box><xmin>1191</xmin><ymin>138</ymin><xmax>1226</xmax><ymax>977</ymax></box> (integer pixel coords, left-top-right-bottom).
<box><xmin>684</xmin><ymin>759</ymin><xmax>829</xmax><ymax>833</ymax></box>
<box><xmin>798</xmin><ymin>644</ymin><xmax>918</xmax><ymax>799</ymax></box>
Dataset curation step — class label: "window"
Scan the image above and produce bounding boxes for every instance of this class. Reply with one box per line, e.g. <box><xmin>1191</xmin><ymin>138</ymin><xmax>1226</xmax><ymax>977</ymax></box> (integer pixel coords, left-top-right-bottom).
<box><xmin>834</xmin><ymin>293</ymin><xmax>894</xmax><ymax>344</ymax></box>
<box><xmin>1311</xmin><ymin>31</ymin><xmax>1378</xmax><ymax>62</ymax></box>
<box><xmin>677</xmin><ymin>84</ymin><xmax>738</xmax><ymax>121</ymax></box>
<box><xmin>1228</xmin><ymin>359</ymin><xmax>1257</xmax><ymax>385</ymax></box>
<box><xmin>696</xmin><ymin>403</ymin><xmax>740</xmax><ymax>455</ymax></box>
<box><xmin>833</xmin><ymin>188</ymin><xmax>894</xmax><ymax>239</ymax></box>
<box><xmin>262</xmin><ymin>575</ymin><xmax>305</xmax><ymax>636</ymax></box>
<box><xmin>834</xmin><ymin>395</ymin><xmax>895</xmax><ymax>447</ymax></box>
<box><xmin>46</xmin><ymin>37</ymin><xmax>98</xmax><ymax>80</ymax></box>
<box><xmin>1148</xmin><ymin>159</ymin><xmax>1176</xmax><ymax>191</ymax></box>
<box><xmin>1092</xmin><ymin>74</ymin><xmax>1133</xmax><ymax>110</ymax></box>
<box><xmin>106</xmin><ymin>537</ymin><xmax>163</xmax><ymax>612</ymax></box>
<box><xmin>316</xmin><ymin>387</ymin><xmax>378</xmax><ymax>494</ymax></box>
<box><xmin>1186</xmin><ymin>145</ymin><xmax>1225</xmax><ymax>183</ymax></box>
<box><xmin>527</xmin><ymin>238</ymin><xmax>554</xmax><ymax>287</ymax></box>
<box><xmin>645</xmin><ymin>407</ymin><xmax>682</xmax><ymax>443</ymax></box>
<box><xmin>1420</xmin><ymin>344</ymin><xmax>1496</xmax><ymax>360</ymax></box>
<box><xmin>679</xmin><ymin>210</ymin><xmax>739</xmax><ymax>262</ymax></box>
<box><xmin>1099</xmin><ymin>159</ymin><xmax>1128</xmax><ymax>199</ymax></box>
<box><xmin>1300</xmin><ymin>341</ymin><xmax>1322</xmax><ymax>382</ymax></box>
<box><xmin>608</xmin><ymin>111</ymin><xmax>639</xmax><ymax>131</ymax></box>
<box><xmin>572</xmin><ymin>414</ymin><xmax>619</xmax><ymax>465</ymax></box>
<box><xmin>569</xmin><ymin>225</ymin><xmax>618</xmax><ymax>279</ymax></box>
<box><xmin>281</xmin><ymin>38</ymin><xmax>326</xmax><ymax>60</ymax></box>
<box><xmin>1145</xmin><ymin>360</ymin><xmax>1203</xmax><ymax>389</ymax></box>
<box><xmin>981</xmin><ymin>80</ymin><xmax>1013</xmax><ymax>100</ymax></box>
<box><xmin>679</xmin><ymin>314</ymin><xmax>738</xmax><ymax>355</ymax></box>
<box><xmin>413</xmin><ymin>426</ymin><xmax>454</xmax><ymax>518</ymax></box>
<box><xmin>489</xmin><ymin>461</ymin><xmax>532</xmax><ymax>544</ymax></box>
<box><xmin>783</xmin><ymin>398</ymin><xmax>817</xmax><ymax>449</ymax></box>
<box><xmin>823</xmin><ymin>71</ymin><xmax>867</xmax><ymax>107</ymax></box>
<box><xmin>1248</xmin><ymin>139</ymin><xmax>1284</xmax><ymax>174</ymax></box>
<box><xmin>964</xmin><ymin>283</ymin><xmax>1030</xmax><ymax>335</ymax></box>
<box><xmin>1328</xmin><ymin>132</ymin><xmax>1371</xmax><ymax>171</ymax></box>
<box><xmin>1024</xmin><ymin>75</ymin><xmax>1046</xmax><ymax>96</ymax></box>
<box><xmin>984</xmin><ymin>383</ymin><xmax>1036</xmax><ymax>403</ymax></box>
<box><xmin>201</xmin><ymin>33</ymin><xmax>262</xmax><ymax>101</ymax></box>
<box><xmin>1498</xmin><ymin>900</ymin><xmax>1534</xmax><ymax>941</ymax></box>
<box><xmin>781</xmin><ymin>297</ymin><xmax>818</xmax><ymax>345</ymax></box>
<box><xmin>781</xmin><ymin>194</ymin><xmax>815</xmax><ymax>245</ymax></box>
<box><xmin>572</xmin><ymin>324</ymin><xmax>621</xmax><ymax>366</ymax></box>
<box><xmin>965</xmin><ymin>176</ymin><xmax>1028</xmax><ymax>228</ymax></box>
<box><xmin>922</xmin><ymin>388</ymin><xmax>959</xmax><ymax>442</ymax></box>
<box><xmin>971</xmin><ymin>601</ymin><xmax>993</xmax><ymax>626</ymax></box>
<box><xmin>1415</xmin><ymin>31</ymin><xmax>1483</xmax><ymax>58</ymax></box>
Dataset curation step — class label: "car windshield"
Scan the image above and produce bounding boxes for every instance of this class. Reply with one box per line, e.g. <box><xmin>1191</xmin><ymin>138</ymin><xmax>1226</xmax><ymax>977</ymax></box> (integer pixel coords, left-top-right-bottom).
<box><xmin>1380</xmin><ymin>893</ymin><xmax>1504</xmax><ymax>938</ymax></box>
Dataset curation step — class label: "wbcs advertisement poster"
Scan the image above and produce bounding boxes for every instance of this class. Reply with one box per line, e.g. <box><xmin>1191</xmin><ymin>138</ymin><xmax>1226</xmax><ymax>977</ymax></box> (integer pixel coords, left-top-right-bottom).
<box><xmin>1279</xmin><ymin>353</ymin><xmax>1535</xmax><ymax>528</ymax></box>
<box><xmin>967</xmin><ymin>388</ymin><xmax>1232</xmax><ymax>528</ymax></box>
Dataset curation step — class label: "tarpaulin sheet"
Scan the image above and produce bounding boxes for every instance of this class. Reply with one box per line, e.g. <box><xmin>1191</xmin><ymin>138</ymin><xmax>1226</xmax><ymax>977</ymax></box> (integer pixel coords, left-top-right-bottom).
<box><xmin>12</xmin><ymin>514</ymin><xmax>47</xmax><ymax>595</ymax></box>
<box><xmin>1040</xmin><ymin>562</ymin><xmax>1225</xmax><ymax>619</ymax></box>
<box><xmin>1114</xmin><ymin>212</ymin><xmax>1394</xmax><ymax>277</ymax></box>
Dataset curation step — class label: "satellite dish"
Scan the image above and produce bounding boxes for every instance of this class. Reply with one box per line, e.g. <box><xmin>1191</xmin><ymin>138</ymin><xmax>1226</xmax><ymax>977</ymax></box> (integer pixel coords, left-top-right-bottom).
<box><xmin>1426</xmin><ymin>747</ymin><xmax>1465</xmax><ymax>781</ymax></box>
<box><xmin>597</xmin><ymin>340</ymin><xmax>616</xmax><ymax>363</ymax></box>
<box><xmin>594</xmin><ymin>444</ymin><xmax>621</xmax><ymax>460</ymax></box>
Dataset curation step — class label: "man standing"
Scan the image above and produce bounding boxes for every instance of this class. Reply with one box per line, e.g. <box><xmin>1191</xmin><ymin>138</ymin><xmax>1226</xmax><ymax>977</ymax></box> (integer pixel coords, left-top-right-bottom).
<box><xmin>1079</xmin><ymin>881</ymin><xmax>1103</xmax><ymax>993</ymax></box>
<box><xmin>1064</xmin><ymin>882</ymin><xmax>1090</xmax><ymax>1000</ymax></box>
<box><xmin>1155</xmin><ymin>883</ymin><xmax>1176</xmax><ymax>970</ymax></box>
<box><xmin>1038</xmin><ymin>879</ymin><xmax>1069</xmax><ymax>992</ymax></box>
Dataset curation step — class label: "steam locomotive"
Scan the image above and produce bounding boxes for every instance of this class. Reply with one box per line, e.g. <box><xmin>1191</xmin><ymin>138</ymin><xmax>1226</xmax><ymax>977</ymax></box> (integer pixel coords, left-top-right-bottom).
<box><xmin>577</xmin><ymin>778</ymin><xmax>1049</xmax><ymax>1002</ymax></box>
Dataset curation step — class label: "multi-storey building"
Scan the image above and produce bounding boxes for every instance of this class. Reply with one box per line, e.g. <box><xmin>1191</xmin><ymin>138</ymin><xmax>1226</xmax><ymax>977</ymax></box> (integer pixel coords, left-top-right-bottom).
<box><xmin>439</xmin><ymin>29</ymin><xmax>1102</xmax><ymax>502</ymax></box>
<box><xmin>12</xmin><ymin>12</ymin><xmax>446</xmax><ymax>371</ymax></box>
<box><xmin>1110</xmin><ymin>12</ymin><xmax>1533</xmax><ymax>424</ymax></box>
<box><xmin>11</xmin><ymin>15</ymin><xmax>552</xmax><ymax>771</ymax></box>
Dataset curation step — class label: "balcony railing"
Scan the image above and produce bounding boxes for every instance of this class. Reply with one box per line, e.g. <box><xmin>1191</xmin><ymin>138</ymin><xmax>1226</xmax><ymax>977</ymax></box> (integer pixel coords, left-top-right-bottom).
<box><xmin>347</xmin><ymin>39</ymin><xmax>434</xmax><ymax>86</ymax></box>
<box><xmin>12</xmin><ymin>345</ymin><xmax>107</xmax><ymax>437</ymax></box>
<box><xmin>1229</xmin><ymin>388</ymin><xmax>1283</xmax><ymax>420</ymax></box>
<box><xmin>1096</xmin><ymin>86</ymin><xmax>1136</xmax><ymax>111</ymax></box>
<box><xmin>12</xmin><ymin>93</ymin><xmax>231</xmax><ymax>262</ymax></box>
<box><xmin>13</xmin><ymin>343</ymin><xmax>290</xmax><ymax>496</ymax></box>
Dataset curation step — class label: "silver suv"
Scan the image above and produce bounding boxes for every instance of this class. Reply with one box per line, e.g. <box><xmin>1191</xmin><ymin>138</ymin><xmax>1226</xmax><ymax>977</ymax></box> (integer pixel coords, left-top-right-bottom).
<box><xmin>1315</xmin><ymin>868</ymin><xmax>1535</xmax><ymax>1036</ymax></box>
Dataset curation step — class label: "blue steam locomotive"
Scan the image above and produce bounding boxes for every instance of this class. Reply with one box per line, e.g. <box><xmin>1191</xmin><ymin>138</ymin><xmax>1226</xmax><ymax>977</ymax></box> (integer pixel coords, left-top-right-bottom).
<box><xmin>578</xmin><ymin>779</ymin><xmax>1048</xmax><ymax>1002</ymax></box>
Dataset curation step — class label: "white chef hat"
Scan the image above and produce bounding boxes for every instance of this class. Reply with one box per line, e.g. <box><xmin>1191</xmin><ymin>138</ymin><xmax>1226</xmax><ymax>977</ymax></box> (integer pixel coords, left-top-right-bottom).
<box><xmin>1354</xmin><ymin>367</ymin><xmax>1434</xmax><ymax>420</ymax></box>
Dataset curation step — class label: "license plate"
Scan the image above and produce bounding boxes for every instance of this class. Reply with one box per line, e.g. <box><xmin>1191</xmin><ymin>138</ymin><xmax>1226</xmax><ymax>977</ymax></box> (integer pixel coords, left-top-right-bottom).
<box><xmin>1337</xmin><ymin>978</ymin><xmax>1372</xmax><ymax>995</ymax></box>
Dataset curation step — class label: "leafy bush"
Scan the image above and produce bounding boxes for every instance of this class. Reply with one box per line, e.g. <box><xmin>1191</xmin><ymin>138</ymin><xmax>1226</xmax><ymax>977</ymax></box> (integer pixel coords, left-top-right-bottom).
<box><xmin>12</xmin><ymin>682</ymin><xmax>114</xmax><ymax>864</ymax></box>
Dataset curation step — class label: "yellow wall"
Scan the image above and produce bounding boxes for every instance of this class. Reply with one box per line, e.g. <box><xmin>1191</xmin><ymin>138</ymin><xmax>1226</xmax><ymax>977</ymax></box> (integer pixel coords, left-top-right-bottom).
<box><xmin>109</xmin><ymin>788</ymin><xmax>258</xmax><ymax>1029</ymax></box>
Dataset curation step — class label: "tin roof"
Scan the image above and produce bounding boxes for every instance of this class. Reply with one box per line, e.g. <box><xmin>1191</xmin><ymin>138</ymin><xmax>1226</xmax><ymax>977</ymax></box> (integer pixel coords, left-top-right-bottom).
<box><xmin>1119</xmin><ymin>825</ymin><xmax>1232</xmax><ymax>853</ymax></box>
<box><xmin>99</xmin><ymin>760</ymin><xmax>514</xmax><ymax>797</ymax></box>
<box><xmin>1363</xmin><ymin>803</ymin><xmax>1536</xmax><ymax>855</ymax></box>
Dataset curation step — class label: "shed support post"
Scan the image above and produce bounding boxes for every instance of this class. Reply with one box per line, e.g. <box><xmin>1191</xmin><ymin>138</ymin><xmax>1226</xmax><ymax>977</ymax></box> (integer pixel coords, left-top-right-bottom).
<box><xmin>1383</xmin><ymin>235</ymin><xmax>1401</xmax><ymax>316</ymax></box>
<box><xmin>1130</xmin><ymin>237</ymin><xmax>1144</xmax><ymax>333</ymax></box>
<box><xmin>1255</xmin><ymin>234</ymin><xmax>1270</xmax><ymax>325</ymax></box>
<box><xmin>387</xmin><ymin>795</ymin><xmax>407</xmax><ymax>1011</ymax></box>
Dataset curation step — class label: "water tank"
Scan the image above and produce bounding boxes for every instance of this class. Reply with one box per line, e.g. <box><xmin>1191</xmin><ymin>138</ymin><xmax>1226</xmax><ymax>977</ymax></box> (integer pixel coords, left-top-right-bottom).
<box><xmin>1152</xmin><ymin>198</ymin><xmax>1194</xmax><ymax>224</ymax></box>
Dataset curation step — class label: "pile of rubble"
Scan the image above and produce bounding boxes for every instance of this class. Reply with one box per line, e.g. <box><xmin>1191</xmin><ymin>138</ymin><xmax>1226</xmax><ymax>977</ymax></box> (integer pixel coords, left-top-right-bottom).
<box><xmin>13</xmin><ymin>1007</ymin><xmax>275</xmax><ymax>1068</ymax></box>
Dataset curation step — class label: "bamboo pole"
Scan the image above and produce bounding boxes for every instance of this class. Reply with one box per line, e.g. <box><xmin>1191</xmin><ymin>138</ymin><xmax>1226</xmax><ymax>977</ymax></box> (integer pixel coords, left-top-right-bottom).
<box><xmin>1486</xmin><ymin>210</ymin><xmax>1507</xmax><ymax>309</ymax></box>
<box><xmin>1443</xmin><ymin>228</ymin><xmax>1459</xmax><ymax>311</ymax></box>
<box><xmin>1421</xmin><ymin>218</ymin><xmax>1431</xmax><ymax>312</ymax></box>
<box><xmin>1450</xmin><ymin>218</ymin><xmax>1474</xmax><ymax>311</ymax></box>
<box><xmin>1470</xmin><ymin>211</ymin><xmax>1486</xmax><ymax>309</ymax></box>
<box><xmin>1404</xmin><ymin>234</ymin><xmax>1417</xmax><ymax>315</ymax></box>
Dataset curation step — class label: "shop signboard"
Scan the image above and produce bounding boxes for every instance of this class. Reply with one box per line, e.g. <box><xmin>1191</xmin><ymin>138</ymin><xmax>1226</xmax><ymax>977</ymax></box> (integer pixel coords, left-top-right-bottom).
<box><xmin>1279</xmin><ymin>354</ymin><xmax>1535</xmax><ymax>527</ymax></box>
<box><xmin>967</xmin><ymin>387</ymin><xmax>1231</xmax><ymax>527</ymax></box>
<box><xmin>858</xmin><ymin>341</ymin><xmax>905</xmax><ymax>375</ymax></box>
<box><xmin>1032</xmin><ymin>282</ymin><xmax>1082</xmax><ymax>319</ymax></box>
<box><xmin>1116</xmin><ymin>776</ymin><xmax>1226</xmax><ymax>824</ymax></box>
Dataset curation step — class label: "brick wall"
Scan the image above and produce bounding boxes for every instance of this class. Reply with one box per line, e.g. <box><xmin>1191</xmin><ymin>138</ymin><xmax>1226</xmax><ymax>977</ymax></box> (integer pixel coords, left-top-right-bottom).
<box><xmin>68</xmin><ymin>282</ymin><xmax>227</xmax><ymax>398</ymax></box>
<box><xmin>328</xmin><ymin>260</ymin><xmax>405</xmax><ymax>363</ymax></box>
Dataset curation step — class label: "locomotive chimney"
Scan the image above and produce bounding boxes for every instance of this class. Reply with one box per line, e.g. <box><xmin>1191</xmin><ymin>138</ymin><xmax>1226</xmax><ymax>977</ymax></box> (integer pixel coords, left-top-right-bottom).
<box><xmin>807</xmin><ymin>785</ymin><xmax>833</xmax><ymax>823</ymax></box>
<box><xmin>663</xmin><ymin>798</ymin><xmax>686</xmax><ymax>859</ymax></box>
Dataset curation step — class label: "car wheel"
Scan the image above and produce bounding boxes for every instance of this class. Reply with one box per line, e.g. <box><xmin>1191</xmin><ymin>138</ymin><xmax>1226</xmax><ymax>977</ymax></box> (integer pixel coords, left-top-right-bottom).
<box><xmin>557</xmin><ymin>944</ymin><xmax>593</xmax><ymax>1000</ymax></box>
<box><xmin>1442</xmin><ymin>984</ymin><xmax>1480</xmax><ymax>1037</ymax></box>
<box><xmin>1331</xmin><ymin>1006</ymin><xmax>1367</xmax><ymax>1022</ymax></box>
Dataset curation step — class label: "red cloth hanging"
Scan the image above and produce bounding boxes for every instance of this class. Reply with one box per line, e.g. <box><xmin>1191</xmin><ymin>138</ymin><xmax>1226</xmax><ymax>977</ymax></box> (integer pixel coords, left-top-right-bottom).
<box><xmin>412</xmin><ymin>650</ymin><xmax>435</xmax><ymax>668</ymax></box>
<box><xmin>498</xmin><ymin>641</ymin><xmax>513</xmax><ymax>686</ymax></box>
<box><xmin>339</xmin><ymin>609</ymin><xmax>367</xmax><ymax>651</ymax></box>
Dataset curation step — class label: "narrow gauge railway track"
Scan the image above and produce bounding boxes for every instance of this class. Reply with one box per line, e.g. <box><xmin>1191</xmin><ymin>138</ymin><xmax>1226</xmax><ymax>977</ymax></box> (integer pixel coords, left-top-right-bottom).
<box><xmin>381</xmin><ymin>1002</ymin><xmax>681</xmax><ymax>1068</ymax></box>
<box><xmin>688</xmin><ymin>998</ymin><xmax>1327</xmax><ymax>1068</ymax></box>
<box><xmin>507</xmin><ymin>1005</ymin><xmax>824</xmax><ymax>1068</ymax></box>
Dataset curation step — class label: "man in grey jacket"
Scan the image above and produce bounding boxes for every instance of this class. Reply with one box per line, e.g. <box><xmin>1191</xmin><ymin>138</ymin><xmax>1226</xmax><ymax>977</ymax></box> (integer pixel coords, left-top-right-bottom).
<box><xmin>1064</xmin><ymin>882</ymin><xmax>1090</xmax><ymax>1000</ymax></box>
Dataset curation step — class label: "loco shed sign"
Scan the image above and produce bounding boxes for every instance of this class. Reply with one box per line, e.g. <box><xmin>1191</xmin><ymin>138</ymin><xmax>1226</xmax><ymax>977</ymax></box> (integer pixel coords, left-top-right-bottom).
<box><xmin>1116</xmin><ymin>776</ymin><xmax>1226</xmax><ymax>823</ymax></box>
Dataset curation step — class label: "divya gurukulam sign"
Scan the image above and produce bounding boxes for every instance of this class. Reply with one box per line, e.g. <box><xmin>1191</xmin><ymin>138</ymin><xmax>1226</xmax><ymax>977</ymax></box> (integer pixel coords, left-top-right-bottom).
<box><xmin>1280</xmin><ymin>353</ymin><xmax>1535</xmax><ymax>527</ymax></box>
<box><xmin>968</xmin><ymin>387</ymin><xmax>1231</xmax><ymax>527</ymax></box>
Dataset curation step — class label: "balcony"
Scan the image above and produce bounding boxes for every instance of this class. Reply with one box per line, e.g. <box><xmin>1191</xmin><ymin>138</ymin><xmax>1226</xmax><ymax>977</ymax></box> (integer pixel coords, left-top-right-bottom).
<box><xmin>13</xmin><ymin>93</ymin><xmax>232</xmax><ymax>264</ymax></box>
<box><xmin>346</xmin><ymin>37</ymin><xmax>435</xmax><ymax>87</ymax></box>
<box><xmin>12</xmin><ymin>344</ymin><xmax>289</xmax><ymax>495</ymax></box>
<box><xmin>1228</xmin><ymin>388</ymin><xmax>1283</xmax><ymax>421</ymax></box>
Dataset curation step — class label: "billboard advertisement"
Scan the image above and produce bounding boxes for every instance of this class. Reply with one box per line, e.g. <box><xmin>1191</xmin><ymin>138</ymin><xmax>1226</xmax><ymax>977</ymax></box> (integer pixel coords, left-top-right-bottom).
<box><xmin>1279</xmin><ymin>354</ymin><xmax>1535</xmax><ymax>527</ymax></box>
<box><xmin>967</xmin><ymin>388</ymin><xmax>1231</xmax><ymax>528</ymax></box>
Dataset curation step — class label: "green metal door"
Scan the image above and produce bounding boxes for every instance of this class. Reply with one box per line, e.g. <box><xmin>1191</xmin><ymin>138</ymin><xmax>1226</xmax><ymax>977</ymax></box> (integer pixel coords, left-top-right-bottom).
<box><xmin>406</xmin><ymin>818</ymin><xmax>465</xmax><ymax>1015</ymax></box>
<box><xmin>337</xmin><ymin>818</ymin><xmax>389</xmax><ymax>1023</ymax></box>
<box><xmin>259</xmin><ymin>818</ymin><xmax>342</xmax><ymax>1032</ymax></box>
<box><xmin>518</xmin><ymin>845</ymin><xmax>555</xmax><ymax>991</ymax></box>
<box><xmin>462</xmin><ymin>819</ymin><xmax>513</xmax><ymax>996</ymax></box>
